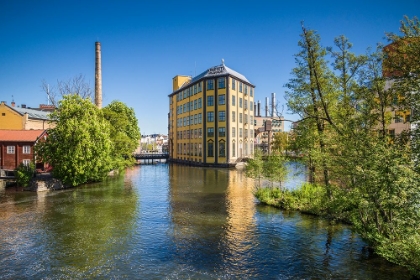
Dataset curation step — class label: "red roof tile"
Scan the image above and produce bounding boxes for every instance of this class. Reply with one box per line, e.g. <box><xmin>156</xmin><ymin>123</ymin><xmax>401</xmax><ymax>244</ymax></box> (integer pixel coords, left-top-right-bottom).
<box><xmin>0</xmin><ymin>130</ymin><xmax>47</xmax><ymax>142</ymax></box>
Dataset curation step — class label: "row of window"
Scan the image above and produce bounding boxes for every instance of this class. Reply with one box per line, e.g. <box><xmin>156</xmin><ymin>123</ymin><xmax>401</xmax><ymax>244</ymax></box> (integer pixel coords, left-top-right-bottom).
<box><xmin>208</xmin><ymin>127</ymin><xmax>253</xmax><ymax>138</ymax></box>
<box><xmin>176</xmin><ymin>82</ymin><xmax>203</xmax><ymax>101</ymax></box>
<box><xmin>207</xmin><ymin>78</ymin><xmax>226</xmax><ymax>90</ymax></box>
<box><xmin>231</xmin><ymin>112</ymin><xmax>253</xmax><ymax>125</ymax></box>
<box><xmin>177</xmin><ymin>141</ymin><xmax>254</xmax><ymax>158</ymax></box>
<box><xmin>176</xmin><ymin>111</ymin><xmax>254</xmax><ymax>127</ymax></box>
<box><xmin>177</xmin><ymin>113</ymin><xmax>203</xmax><ymax>127</ymax></box>
<box><xmin>177</xmin><ymin>129</ymin><xmax>203</xmax><ymax>139</ymax></box>
<box><xmin>176</xmin><ymin>77</ymin><xmax>254</xmax><ymax>103</ymax></box>
<box><xmin>177</xmin><ymin>127</ymin><xmax>254</xmax><ymax>139</ymax></box>
<box><xmin>176</xmin><ymin>94</ymin><xmax>254</xmax><ymax>116</ymax></box>
<box><xmin>176</xmin><ymin>78</ymin><xmax>226</xmax><ymax>102</ymax></box>
<box><xmin>207</xmin><ymin>94</ymin><xmax>225</xmax><ymax>106</ymax></box>
<box><xmin>232</xmin><ymin>79</ymin><xmax>254</xmax><ymax>97</ymax></box>
<box><xmin>232</xmin><ymin>95</ymin><xmax>253</xmax><ymax>111</ymax></box>
<box><xmin>6</xmin><ymin>146</ymin><xmax>31</xmax><ymax>154</ymax></box>
<box><xmin>177</xmin><ymin>143</ymin><xmax>203</xmax><ymax>156</ymax></box>
<box><xmin>176</xmin><ymin>98</ymin><xmax>203</xmax><ymax>115</ymax></box>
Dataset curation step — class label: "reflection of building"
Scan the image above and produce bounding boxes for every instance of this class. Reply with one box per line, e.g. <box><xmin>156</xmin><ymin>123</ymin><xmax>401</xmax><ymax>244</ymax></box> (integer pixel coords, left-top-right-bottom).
<box><xmin>253</xmin><ymin>93</ymin><xmax>285</xmax><ymax>153</ymax></box>
<box><xmin>0</xmin><ymin>101</ymin><xmax>54</xmax><ymax>130</ymax></box>
<box><xmin>168</xmin><ymin>61</ymin><xmax>255</xmax><ymax>166</ymax></box>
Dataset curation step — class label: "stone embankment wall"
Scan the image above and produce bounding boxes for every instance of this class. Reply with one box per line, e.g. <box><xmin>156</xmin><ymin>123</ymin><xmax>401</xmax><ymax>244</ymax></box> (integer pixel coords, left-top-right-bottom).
<box><xmin>28</xmin><ymin>175</ymin><xmax>70</xmax><ymax>192</ymax></box>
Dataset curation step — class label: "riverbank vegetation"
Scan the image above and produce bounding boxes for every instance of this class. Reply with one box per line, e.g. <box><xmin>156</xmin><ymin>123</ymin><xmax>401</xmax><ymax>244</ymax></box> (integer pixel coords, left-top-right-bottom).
<box><xmin>35</xmin><ymin>94</ymin><xmax>140</xmax><ymax>186</ymax></box>
<box><xmin>248</xmin><ymin>16</ymin><xmax>420</xmax><ymax>276</ymax></box>
<box><xmin>15</xmin><ymin>162</ymin><xmax>36</xmax><ymax>187</ymax></box>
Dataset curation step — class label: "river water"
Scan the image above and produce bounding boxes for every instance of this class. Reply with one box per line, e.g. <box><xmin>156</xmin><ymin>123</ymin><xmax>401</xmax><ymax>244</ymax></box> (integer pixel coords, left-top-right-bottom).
<box><xmin>0</xmin><ymin>163</ymin><xmax>411</xmax><ymax>279</ymax></box>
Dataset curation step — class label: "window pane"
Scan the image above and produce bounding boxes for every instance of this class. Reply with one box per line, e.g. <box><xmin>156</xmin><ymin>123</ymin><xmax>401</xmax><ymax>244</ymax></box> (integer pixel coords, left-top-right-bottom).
<box><xmin>219</xmin><ymin>94</ymin><xmax>225</xmax><ymax>105</ymax></box>
<box><xmin>218</xmin><ymin>77</ymin><xmax>225</xmax><ymax>89</ymax></box>
<box><xmin>208</xmin><ymin>143</ymin><xmax>214</xmax><ymax>157</ymax></box>
<box><xmin>219</xmin><ymin>111</ymin><xmax>225</xmax><ymax>121</ymax></box>
<box><xmin>219</xmin><ymin>142</ymin><xmax>225</xmax><ymax>157</ymax></box>
<box><xmin>207</xmin><ymin>112</ymin><xmax>214</xmax><ymax>122</ymax></box>
<box><xmin>207</xmin><ymin>96</ymin><xmax>214</xmax><ymax>106</ymax></box>
<box><xmin>219</xmin><ymin>127</ymin><xmax>225</xmax><ymax>137</ymax></box>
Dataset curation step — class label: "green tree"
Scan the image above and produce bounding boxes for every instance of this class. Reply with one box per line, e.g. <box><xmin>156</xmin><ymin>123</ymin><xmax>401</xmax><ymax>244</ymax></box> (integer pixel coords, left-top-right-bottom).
<box><xmin>36</xmin><ymin>94</ymin><xmax>112</xmax><ymax>186</ymax></box>
<box><xmin>284</xmin><ymin>17</ymin><xmax>420</xmax><ymax>275</ymax></box>
<box><xmin>103</xmin><ymin>101</ymin><xmax>141</xmax><ymax>170</ymax></box>
<box><xmin>285</xmin><ymin>24</ymin><xmax>338</xmax><ymax>199</ymax></box>
<box><xmin>262</xmin><ymin>153</ymin><xmax>288</xmax><ymax>189</ymax></box>
<box><xmin>271</xmin><ymin>132</ymin><xmax>289</xmax><ymax>154</ymax></box>
<box><xmin>245</xmin><ymin>149</ymin><xmax>265</xmax><ymax>187</ymax></box>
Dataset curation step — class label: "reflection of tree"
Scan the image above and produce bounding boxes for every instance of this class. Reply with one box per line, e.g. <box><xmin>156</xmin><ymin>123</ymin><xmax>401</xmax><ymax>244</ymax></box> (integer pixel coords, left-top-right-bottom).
<box><xmin>41</xmin><ymin>172</ymin><xmax>138</xmax><ymax>277</ymax></box>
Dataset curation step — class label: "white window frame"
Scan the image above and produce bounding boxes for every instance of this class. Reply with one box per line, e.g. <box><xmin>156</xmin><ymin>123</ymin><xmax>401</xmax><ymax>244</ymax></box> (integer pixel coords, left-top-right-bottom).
<box><xmin>23</xmin><ymin>145</ymin><xmax>31</xmax><ymax>154</ymax></box>
<box><xmin>7</xmin><ymin>146</ymin><xmax>15</xmax><ymax>154</ymax></box>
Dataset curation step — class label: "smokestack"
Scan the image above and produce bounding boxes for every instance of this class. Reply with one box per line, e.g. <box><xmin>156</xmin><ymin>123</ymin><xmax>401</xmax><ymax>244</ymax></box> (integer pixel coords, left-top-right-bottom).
<box><xmin>95</xmin><ymin>42</ymin><xmax>102</xmax><ymax>109</ymax></box>
<box><xmin>265</xmin><ymin>97</ymin><xmax>269</xmax><ymax>117</ymax></box>
<box><xmin>271</xmin><ymin>93</ymin><xmax>276</xmax><ymax>117</ymax></box>
<box><xmin>257</xmin><ymin>100</ymin><xmax>261</xmax><ymax>117</ymax></box>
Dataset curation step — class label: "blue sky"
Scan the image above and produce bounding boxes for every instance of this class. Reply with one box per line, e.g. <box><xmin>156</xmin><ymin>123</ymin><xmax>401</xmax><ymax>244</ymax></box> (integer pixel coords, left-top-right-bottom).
<box><xmin>1</xmin><ymin>1</ymin><xmax>418</xmax><ymax>134</ymax></box>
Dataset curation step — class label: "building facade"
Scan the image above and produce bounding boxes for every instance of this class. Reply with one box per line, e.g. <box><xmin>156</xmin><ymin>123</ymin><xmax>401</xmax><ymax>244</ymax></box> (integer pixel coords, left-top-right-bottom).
<box><xmin>0</xmin><ymin>129</ymin><xmax>47</xmax><ymax>170</ymax></box>
<box><xmin>0</xmin><ymin>101</ymin><xmax>54</xmax><ymax>130</ymax></box>
<box><xmin>168</xmin><ymin>61</ymin><xmax>255</xmax><ymax>167</ymax></box>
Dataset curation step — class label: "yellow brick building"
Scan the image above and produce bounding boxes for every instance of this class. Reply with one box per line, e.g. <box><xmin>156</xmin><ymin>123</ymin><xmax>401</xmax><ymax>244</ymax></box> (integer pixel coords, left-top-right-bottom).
<box><xmin>168</xmin><ymin>61</ymin><xmax>255</xmax><ymax>167</ymax></box>
<box><xmin>0</xmin><ymin>101</ymin><xmax>53</xmax><ymax>130</ymax></box>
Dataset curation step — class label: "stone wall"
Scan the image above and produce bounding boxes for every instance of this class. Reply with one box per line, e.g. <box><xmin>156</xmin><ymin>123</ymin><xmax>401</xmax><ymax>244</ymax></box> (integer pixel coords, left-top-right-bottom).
<box><xmin>28</xmin><ymin>177</ymin><xmax>70</xmax><ymax>192</ymax></box>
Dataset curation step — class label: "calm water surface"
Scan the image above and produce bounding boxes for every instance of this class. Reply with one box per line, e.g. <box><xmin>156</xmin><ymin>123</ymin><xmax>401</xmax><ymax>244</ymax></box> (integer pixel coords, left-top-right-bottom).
<box><xmin>0</xmin><ymin>164</ymin><xmax>411</xmax><ymax>279</ymax></box>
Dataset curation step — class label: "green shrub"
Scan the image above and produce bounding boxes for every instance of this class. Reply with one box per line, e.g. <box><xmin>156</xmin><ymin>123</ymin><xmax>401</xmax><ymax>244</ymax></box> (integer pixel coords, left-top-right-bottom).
<box><xmin>15</xmin><ymin>162</ymin><xmax>35</xmax><ymax>187</ymax></box>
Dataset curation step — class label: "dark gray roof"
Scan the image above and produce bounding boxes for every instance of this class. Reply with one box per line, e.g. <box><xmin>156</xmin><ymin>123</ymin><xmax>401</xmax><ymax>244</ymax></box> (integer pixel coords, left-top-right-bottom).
<box><xmin>178</xmin><ymin>62</ymin><xmax>253</xmax><ymax>92</ymax></box>
<box><xmin>12</xmin><ymin>107</ymin><xmax>50</xmax><ymax>120</ymax></box>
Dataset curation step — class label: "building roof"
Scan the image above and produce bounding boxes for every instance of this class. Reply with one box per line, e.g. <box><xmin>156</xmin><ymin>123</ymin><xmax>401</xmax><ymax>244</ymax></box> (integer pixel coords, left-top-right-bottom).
<box><xmin>175</xmin><ymin>61</ymin><xmax>254</xmax><ymax>93</ymax></box>
<box><xmin>11</xmin><ymin>106</ymin><xmax>50</xmax><ymax>120</ymax></box>
<box><xmin>0</xmin><ymin>130</ymin><xmax>47</xmax><ymax>142</ymax></box>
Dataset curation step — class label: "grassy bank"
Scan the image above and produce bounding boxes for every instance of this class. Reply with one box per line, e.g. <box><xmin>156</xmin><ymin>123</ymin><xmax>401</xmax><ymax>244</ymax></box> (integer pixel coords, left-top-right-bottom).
<box><xmin>254</xmin><ymin>183</ymin><xmax>353</xmax><ymax>222</ymax></box>
<box><xmin>254</xmin><ymin>184</ymin><xmax>420</xmax><ymax>277</ymax></box>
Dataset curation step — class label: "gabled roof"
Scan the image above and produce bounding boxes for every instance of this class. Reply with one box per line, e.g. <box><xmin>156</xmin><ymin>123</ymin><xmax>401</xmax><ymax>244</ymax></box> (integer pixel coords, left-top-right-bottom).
<box><xmin>0</xmin><ymin>130</ymin><xmax>47</xmax><ymax>142</ymax></box>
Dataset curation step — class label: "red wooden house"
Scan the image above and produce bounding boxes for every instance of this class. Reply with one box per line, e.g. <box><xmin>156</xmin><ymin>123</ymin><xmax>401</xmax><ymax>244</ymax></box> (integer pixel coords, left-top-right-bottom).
<box><xmin>0</xmin><ymin>129</ymin><xmax>47</xmax><ymax>170</ymax></box>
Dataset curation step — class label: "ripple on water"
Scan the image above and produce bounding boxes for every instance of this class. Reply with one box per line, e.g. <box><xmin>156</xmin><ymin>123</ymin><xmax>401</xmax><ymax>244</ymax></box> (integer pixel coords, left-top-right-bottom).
<box><xmin>0</xmin><ymin>165</ymin><xmax>413</xmax><ymax>279</ymax></box>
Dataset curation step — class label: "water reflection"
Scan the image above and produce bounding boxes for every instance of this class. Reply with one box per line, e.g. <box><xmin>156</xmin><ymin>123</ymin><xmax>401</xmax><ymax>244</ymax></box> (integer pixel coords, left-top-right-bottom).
<box><xmin>0</xmin><ymin>164</ymin><xmax>412</xmax><ymax>279</ymax></box>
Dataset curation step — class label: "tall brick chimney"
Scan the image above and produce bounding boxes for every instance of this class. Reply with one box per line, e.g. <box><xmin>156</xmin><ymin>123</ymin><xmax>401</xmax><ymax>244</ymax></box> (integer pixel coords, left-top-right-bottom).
<box><xmin>95</xmin><ymin>42</ymin><xmax>102</xmax><ymax>109</ymax></box>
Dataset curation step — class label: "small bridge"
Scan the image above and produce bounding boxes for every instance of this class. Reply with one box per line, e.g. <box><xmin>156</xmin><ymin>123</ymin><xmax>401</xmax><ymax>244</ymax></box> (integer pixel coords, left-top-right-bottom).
<box><xmin>133</xmin><ymin>153</ymin><xmax>169</xmax><ymax>160</ymax></box>
<box><xmin>133</xmin><ymin>153</ymin><xmax>169</xmax><ymax>164</ymax></box>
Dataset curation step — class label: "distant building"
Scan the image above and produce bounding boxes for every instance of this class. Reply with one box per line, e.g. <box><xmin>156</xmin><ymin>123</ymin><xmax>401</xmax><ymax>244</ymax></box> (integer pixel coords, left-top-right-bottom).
<box><xmin>253</xmin><ymin>93</ymin><xmax>285</xmax><ymax>153</ymax></box>
<box><xmin>381</xmin><ymin>39</ymin><xmax>418</xmax><ymax>136</ymax></box>
<box><xmin>139</xmin><ymin>134</ymin><xmax>168</xmax><ymax>153</ymax></box>
<box><xmin>0</xmin><ymin>101</ymin><xmax>54</xmax><ymax>130</ymax></box>
<box><xmin>168</xmin><ymin>61</ymin><xmax>255</xmax><ymax>166</ymax></box>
